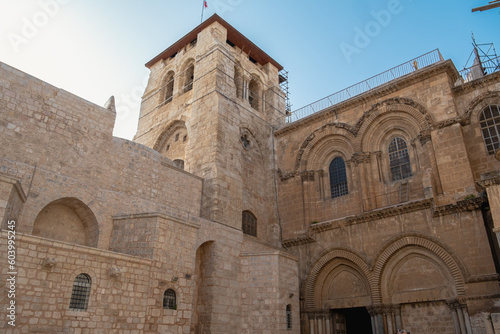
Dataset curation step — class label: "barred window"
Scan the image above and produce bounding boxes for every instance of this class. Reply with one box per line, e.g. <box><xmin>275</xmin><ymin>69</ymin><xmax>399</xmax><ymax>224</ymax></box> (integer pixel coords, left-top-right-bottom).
<box><xmin>69</xmin><ymin>273</ymin><xmax>91</xmax><ymax>311</ymax></box>
<box><xmin>163</xmin><ymin>289</ymin><xmax>176</xmax><ymax>309</ymax></box>
<box><xmin>389</xmin><ymin>137</ymin><xmax>412</xmax><ymax>181</ymax></box>
<box><xmin>329</xmin><ymin>157</ymin><xmax>348</xmax><ymax>198</ymax></box>
<box><xmin>242</xmin><ymin>211</ymin><xmax>257</xmax><ymax>237</ymax></box>
<box><xmin>286</xmin><ymin>304</ymin><xmax>292</xmax><ymax>330</ymax></box>
<box><xmin>479</xmin><ymin>105</ymin><xmax>500</xmax><ymax>155</ymax></box>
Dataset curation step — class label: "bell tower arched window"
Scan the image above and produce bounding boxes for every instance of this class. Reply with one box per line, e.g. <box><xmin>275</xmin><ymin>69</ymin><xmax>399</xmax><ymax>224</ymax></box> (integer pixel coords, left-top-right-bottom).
<box><xmin>184</xmin><ymin>64</ymin><xmax>194</xmax><ymax>93</ymax></box>
<box><xmin>479</xmin><ymin>104</ymin><xmax>500</xmax><ymax>155</ymax></box>
<box><xmin>388</xmin><ymin>137</ymin><xmax>411</xmax><ymax>181</ymax></box>
<box><xmin>329</xmin><ymin>157</ymin><xmax>348</xmax><ymax>198</ymax></box>
<box><xmin>164</xmin><ymin>71</ymin><xmax>174</xmax><ymax>103</ymax></box>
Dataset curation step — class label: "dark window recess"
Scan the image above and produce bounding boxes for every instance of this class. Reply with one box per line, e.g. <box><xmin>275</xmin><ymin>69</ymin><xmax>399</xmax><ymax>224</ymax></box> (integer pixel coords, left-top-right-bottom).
<box><xmin>170</xmin><ymin>52</ymin><xmax>177</xmax><ymax>59</ymax></box>
<box><xmin>286</xmin><ymin>304</ymin><xmax>292</xmax><ymax>330</ymax></box>
<box><xmin>69</xmin><ymin>274</ymin><xmax>91</xmax><ymax>311</ymax></box>
<box><xmin>242</xmin><ymin>211</ymin><xmax>257</xmax><ymax>237</ymax></box>
<box><xmin>183</xmin><ymin>135</ymin><xmax>187</xmax><ymax>142</ymax></box>
<box><xmin>175</xmin><ymin>133</ymin><xmax>179</xmax><ymax>142</ymax></box>
<box><xmin>241</xmin><ymin>134</ymin><xmax>251</xmax><ymax>149</ymax></box>
<box><xmin>166</xmin><ymin>144</ymin><xmax>170</xmax><ymax>151</ymax></box>
<box><xmin>190</xmin><ymin>39</ymin><xmax>197</xmax><ymax>47</ymax></box>
<box><xmin>163</xmin><ymin>289</ymin><xmax>176</xmax><ymax>309</ymax></box>
<box><xmin>249</xmin><ymin>56</ymin><xmax>257</xmax><ymax>64</ymax></box>
<box><xmin>226</xmin><ymin>40</ymin><xmax>235</xmax><ymax>48</ymax></box>
<box><xmin>173</xmin><ymin>159</ymin><xmax>184</xmax><ymax>170</ymax></box>
<box><xmin>329</xmin><ymin>157</ymin><xmax>348</xmax><ymax>198</ymax></box>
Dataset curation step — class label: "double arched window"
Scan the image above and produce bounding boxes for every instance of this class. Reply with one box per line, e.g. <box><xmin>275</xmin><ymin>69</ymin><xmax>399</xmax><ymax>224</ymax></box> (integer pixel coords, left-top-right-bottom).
<box><xmin>479</xmin><ymin>104</ymin><xmax>500</xmax><ymax>155</ymax></box>
<box><xmin>69</xmin><ymin>273</ymin><xmax>91</xmax><ymax>311</ymax></box>
<box><xmin>329</xmin><ymin>157</ymin><xmax>348</xmax><ymax>198</ymax></box>
<box><xmin>388</xmin><ymin>137</ymin><xmax>412</xmax><ymax>181</ymax></box>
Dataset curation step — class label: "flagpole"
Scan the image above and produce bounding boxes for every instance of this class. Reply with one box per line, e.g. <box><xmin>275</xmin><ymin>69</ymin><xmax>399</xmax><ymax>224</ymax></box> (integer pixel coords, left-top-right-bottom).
<box><xmin>201</xmin><ymin>0</ymin><xmax>205</xmax><ymax>23</ymax></box>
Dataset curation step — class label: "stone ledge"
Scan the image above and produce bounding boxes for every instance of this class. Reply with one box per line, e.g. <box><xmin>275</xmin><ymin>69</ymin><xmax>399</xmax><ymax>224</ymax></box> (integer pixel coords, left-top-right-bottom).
<box><xmin>1</xmin><ymin>230</ymin><xmax>153</xmax><ymax>265</ymax></box>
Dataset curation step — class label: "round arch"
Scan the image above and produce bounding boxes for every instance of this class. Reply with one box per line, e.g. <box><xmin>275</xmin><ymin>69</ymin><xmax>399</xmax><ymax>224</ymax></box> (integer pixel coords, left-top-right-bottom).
<box><xmin>33</xmin><ymin>197</ymin><xmax>99</xmax><ymax>247</ymax></box>
<box><xmin>304</xmin><ymin>248</ymin><xmax>373</xmax><ymax>310</ymax></box>
<box><xmin>371</xmin><ymin>234</ymin><xmax>467</xmax><ymax>304</ymax></box>
<box><xmin>295</xmin><ymin>124</ymin><xmax>356</xmax><ymax>172</ymax></box>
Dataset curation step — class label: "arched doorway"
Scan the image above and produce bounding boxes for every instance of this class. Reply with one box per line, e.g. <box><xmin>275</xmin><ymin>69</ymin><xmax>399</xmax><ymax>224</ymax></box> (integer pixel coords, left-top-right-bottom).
<box><xmin>306</xmin><ymin>253</ymin><xmax>373</xmax><ymax>334</ymax></box>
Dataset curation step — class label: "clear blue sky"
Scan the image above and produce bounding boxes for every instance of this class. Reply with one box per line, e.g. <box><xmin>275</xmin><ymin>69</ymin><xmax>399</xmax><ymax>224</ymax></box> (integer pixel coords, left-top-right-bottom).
<box><xmin>1</xmin><ymin>0</ymin><xmax>499</xmax><ymax>139</ymax></box>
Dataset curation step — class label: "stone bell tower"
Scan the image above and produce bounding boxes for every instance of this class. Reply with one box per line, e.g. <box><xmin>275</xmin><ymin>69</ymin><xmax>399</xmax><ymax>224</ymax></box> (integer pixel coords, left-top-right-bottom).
<box><xmin>134</xmin><ymin>14</ymin><xmax>287</xmax><ymax>246</ymax></box>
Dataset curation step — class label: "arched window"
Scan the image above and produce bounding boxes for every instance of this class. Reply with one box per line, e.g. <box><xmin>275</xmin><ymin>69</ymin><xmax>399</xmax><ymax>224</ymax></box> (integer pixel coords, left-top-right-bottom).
<box><xmin>329</xmin><ymin>157</ymin><xmax>348</xmax><ymax>198</ymax></box>
<box><xmin>242</xmin><ymin>210</ymin><xmax>257</xmax><ymax>237</ymax></box>
<box><xmin>389</xmin><ymin>137</ymin><xmax>412</xmax><ymax>181</ymax></box>
<box><xmin>248</xmin><ymin>79</ymin><xmax>260</xmax><ymax>111</ymax></box>
<box><xmin>286</xmin><ymin>304</ymin><xmax>292</xmax><ymax>330</ymax></box>
<box><xmin>164</xmin><ymin>71</ymin><xmax>174</xmax><ymax>103</ymax></box>
<box><xmin>184</xmin><ymin>64</ymin><xmax>194</xmax><ymax>93</ymax></box>
<box><xmin>479</xmin><ymin>104</ymin><xmax>500</xmax><ymax>155</ymax></box>
<box><xmin>163</xmin><ymin>289</ymin><xmax>176</xmax><ymax>309</ymax></box>
<box><xmin>69</xmin><ymin>273</ymin><xmax>91</xmax><ymax>311</ymax></box>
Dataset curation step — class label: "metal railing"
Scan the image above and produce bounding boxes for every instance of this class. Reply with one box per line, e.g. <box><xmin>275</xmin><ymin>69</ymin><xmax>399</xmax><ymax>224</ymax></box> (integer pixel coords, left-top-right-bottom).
<box><xmin>458</xmin><ymin>55</ymin><xmax>500</xmax><ymax>84</ymax></box>
<box><xmin>287</xmin><ymin>49</ymin><xmax>444</xmax><ymax>123</ymax></box>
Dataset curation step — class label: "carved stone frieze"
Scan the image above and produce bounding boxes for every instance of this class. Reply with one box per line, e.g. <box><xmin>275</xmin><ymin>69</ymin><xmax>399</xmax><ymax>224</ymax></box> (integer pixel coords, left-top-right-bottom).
<box><xmin>432</xmin><ymin>197</ymin><xmax>484</xmax><ymax>217</ymax></box>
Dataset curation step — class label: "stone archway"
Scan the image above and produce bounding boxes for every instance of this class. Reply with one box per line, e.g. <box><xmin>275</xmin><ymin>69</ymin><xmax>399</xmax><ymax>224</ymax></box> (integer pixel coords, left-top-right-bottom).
<box><xmin>32</xmin><ymin>197</ymin><xmax>99</xmax><ymax>247</ymax></box>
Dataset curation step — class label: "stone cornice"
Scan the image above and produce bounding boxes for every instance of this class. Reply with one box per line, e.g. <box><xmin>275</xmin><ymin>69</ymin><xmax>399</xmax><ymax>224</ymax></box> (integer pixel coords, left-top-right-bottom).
<box><xmin>432</xmin><ymin>197</ymin><xmax>484</xmax><ymax>217</ymax></box>
<box><xmin>466</xmin><ymin>273</ymin><xmax>499</xmax><ymax>284</ymax></box>
<box><xmin>275</xmin><ymin>60</ymin><xmax>458</xmax><ymax>137</ymax></box>
<box><xmin>453</xmin><ymin>71</ymin><xmax>500</xmax><ymax>95</ymax></box>
<box><xmin>310</xmin><ymin>199</ymin><xmax>434</xmax><ymax>234</ymax></box>
<box><xmin>282</xmin><ymin>234</ymin><xmax>315</xmax><ymax>248</ymax></box>
<box><xmin>477</xmin><ymin>170</ymin><xmax>500</xmax><ymax>188</ymax></box>
<box><xmin>284</xmin><ymin>197</ymin><xmax>487</xmax><ymax>247</ymax></box>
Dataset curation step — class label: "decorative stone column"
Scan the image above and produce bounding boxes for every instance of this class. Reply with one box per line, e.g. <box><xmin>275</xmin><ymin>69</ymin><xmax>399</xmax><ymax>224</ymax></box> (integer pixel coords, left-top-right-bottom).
<box><xmin>307</xmin><ymin>310</ymin><xmax>333</xmax><ymax>334</ymax></box>
<box><xmin>367</xmin><ymin>304</ymin><xmax>402</xmax><ymax>334</ymax></box>
<box><xmin>367</xmin><ymin>305</ymin><xmax>386</xmax><ymax>334</ymax></box>
<box><xmin>447</xmin><ymin>299</ymin><xmax>472</xmax><ymax>334</ymax></box>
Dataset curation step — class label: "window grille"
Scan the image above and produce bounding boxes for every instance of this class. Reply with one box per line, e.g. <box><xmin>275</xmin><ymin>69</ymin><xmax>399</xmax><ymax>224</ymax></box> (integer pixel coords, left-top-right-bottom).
<box><xmin>286</xmin><ymin>304</ymin><xmax>292</xmax><ymax>329</ymax></box>
<box><xmin>389</xmin><ymin>137</ymin><xmax>412</xmax><ymax>181</ymax></box>
<box><xmin>479</xmin><ymin>105</ymin><xmax>500</xmax><ymax>154</ymax></box>
<box><xmin>329</xmin><ymin>157</ymin><xmax>348</xmax><ymax>198</ymax></box>
<box><xmin>69</xmin><ymin>273</ymin><xmax>91</xmax><ymax>311</ymax></box>
<box><xmin>163</xmin><ymin>289</ymin><xmax>176</xmax><ymax>309</ymax></box>
<box><xmin>242</xmin><ymin>211</ymin><xmax>257</xmax><ymax>237</ymax></box>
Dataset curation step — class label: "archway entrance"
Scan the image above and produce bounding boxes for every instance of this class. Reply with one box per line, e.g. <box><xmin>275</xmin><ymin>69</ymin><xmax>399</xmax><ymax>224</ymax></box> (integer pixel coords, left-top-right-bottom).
<box><xmin>331</xmin><ymin>307</ymin><xmax>372</xmax><ymax>334</ymax></box>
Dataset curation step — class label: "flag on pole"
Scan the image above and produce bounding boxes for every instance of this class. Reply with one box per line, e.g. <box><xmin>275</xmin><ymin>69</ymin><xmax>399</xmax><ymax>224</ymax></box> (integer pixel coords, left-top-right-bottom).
<box><xmin>201</xmin><ymin>0</ymin><xmax>208</xmax><ymax>22</ymax></box>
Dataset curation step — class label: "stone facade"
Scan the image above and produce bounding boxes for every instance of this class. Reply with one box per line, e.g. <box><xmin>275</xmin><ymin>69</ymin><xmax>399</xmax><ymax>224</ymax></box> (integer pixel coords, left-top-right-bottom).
<box><xmin>1</xmin><ymin>13</ymin><xmax>500</xmax><ymax>334</ymax></box>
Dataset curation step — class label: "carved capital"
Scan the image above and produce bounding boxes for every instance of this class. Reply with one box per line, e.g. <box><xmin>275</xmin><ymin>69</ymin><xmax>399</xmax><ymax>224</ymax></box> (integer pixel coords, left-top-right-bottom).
<box><xmin>300</xmin><ymin>170</ymin><xmax>315</xmax><ymax>181</ymax></box>
<box><xmin>417</xmin><ymin>130</ymin><xmax>432</xmax><ymax>145</ymax></box>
